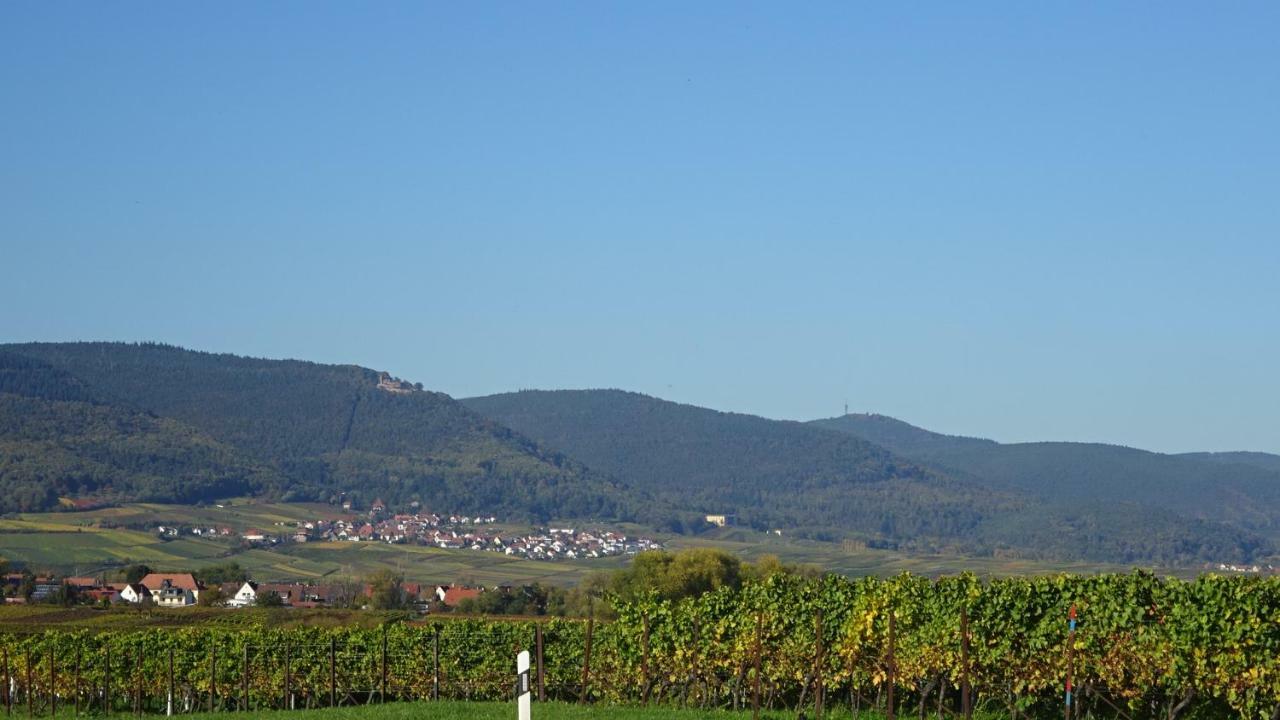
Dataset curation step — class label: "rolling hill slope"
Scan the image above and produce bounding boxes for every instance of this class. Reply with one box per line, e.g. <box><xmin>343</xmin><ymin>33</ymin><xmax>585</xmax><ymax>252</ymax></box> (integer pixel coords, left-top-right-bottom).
<box><xmin>5</xmin><ymin>343</ymin><xmax>1273</xmax><ymax>566</ymax></box>
<box><xmin>811</xmin><ymin>414</ymin><xmax>1280</xmax><ymax>540</ymax></box>
<box><xmin>463</xmin><ymin>390</ymin><xmax>1269</xmax><ymax>564</ymax></box>
<box><xmin>0</xmin><ymin>343</ymin><xmax>656</xmax><ymax>524</ymax></box>
<box><xmin>0</xmin><ymin>351</ymin><xmax>284</xmax><ymax>512</ymax></box>
<box><xmin>1177</xmin><ymin>451</ymin><xmax>1280</xmax><ymax>474</ymax></box>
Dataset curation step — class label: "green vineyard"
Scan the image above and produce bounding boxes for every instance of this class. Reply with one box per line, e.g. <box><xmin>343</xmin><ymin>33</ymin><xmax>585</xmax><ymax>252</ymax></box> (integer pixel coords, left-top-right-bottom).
<box><xmin>1</xmin><ymin>572</ymin><xmax>1277</xmax><ymax>719</ymax></box>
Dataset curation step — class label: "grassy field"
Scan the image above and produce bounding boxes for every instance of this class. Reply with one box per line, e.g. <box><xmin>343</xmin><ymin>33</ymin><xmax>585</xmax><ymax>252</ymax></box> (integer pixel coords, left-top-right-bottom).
<box><xmin>659</xmin><ymin>527</ymin><xmax>1154</xmax><ymax>577</ymax></box>
<box><xmin>277</xmin><ymin>540</ymin><xmax>626</xmax><ymax>586</ymax></box>
<box><xmin>0</xmin><ymin>500</ymin><xmax>1183</xmax><ymax>584</ymax></box>
<box><xmin>13</xmin><ymin>500</ymin><xmax>345</xmax><ymax>532</ymax></box>
<box><xmin>0</xmin><ymin>520</ymin><xmax>230</xmax><ymax>568</ymax></box>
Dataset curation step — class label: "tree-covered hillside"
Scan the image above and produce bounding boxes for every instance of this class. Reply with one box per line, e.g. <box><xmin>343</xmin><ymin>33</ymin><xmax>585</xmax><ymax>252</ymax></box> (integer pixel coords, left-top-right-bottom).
<box><xmin>4</xmin><ymin>343</ymin><xmax>1273</xmax><ymax>565</ymax></box>
<box><xmin>0</xmin><ymin>343</ymin><xmax>657</xmax><ymax>524</ymax></box>
<box><xmin>811</xmin><ymin>413</ymin><xmax>1280</xmax><ymax>539</ymax></box>
<box><xmin>464</xmin><ymin>390</ymin><xmax>1000</xmax><ymax>536</ymax></box>
<box><xmin>1178</xmin><ymin>450</ymin><xmax>1280</xmax><ymax>474</ymax></box>
<box><xmin>463</xmin><ymin>390</ymin><xmax>1268</xmax><ymax>564</ymax></box>
<box><xmin>808</xmin><ymin>413</ymin><xmax>996</xmax><ymax>456</ymax></box>
<box><xmin>0</xmin><ymin>352</ymin><xmax>283</xmax><ymax>513</ymax></box>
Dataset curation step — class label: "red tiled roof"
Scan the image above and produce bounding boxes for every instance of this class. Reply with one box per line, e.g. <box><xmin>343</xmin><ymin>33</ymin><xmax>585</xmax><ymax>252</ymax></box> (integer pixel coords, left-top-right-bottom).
<box><xmin>140</xmin><ymin>573</ymin><xmax>199</xmax><ymax>591</ymax></box>
<box><xmin>442</xmin><ymin>587</ymin><xmax>483</xmax><ymax>606</ymax></box>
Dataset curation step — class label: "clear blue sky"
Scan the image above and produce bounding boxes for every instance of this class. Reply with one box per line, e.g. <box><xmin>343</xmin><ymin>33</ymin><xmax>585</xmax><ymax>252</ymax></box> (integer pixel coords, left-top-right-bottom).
<box><xmin>3</xmin><ymin>3</ymin><xmax>1278</xmax><ymax>453</ymax></box>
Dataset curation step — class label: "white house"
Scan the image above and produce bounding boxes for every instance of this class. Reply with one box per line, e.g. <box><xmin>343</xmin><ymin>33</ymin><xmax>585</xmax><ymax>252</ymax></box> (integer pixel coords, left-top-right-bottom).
<box><xmin>228</xmin><ymin>582</ymin><xmax>259</xmax><ymax>608</ymax></box>
<box><xmin>154</xmin><ymin>581</ymin><xmax>194</xmax><ymax>607</ymax></box>
<box><xmin>119</xmin><ymin>583</ymin><xmax>151</xmax><ymax>604</ymax></box>
<box><xmin>139</xmin><ymin>573</ymin><xmax>200</xmax><ymax>606</ymax></box>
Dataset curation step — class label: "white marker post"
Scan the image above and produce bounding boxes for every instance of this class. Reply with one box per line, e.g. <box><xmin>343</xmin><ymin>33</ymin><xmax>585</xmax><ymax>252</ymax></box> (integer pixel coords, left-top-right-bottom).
<box><xmin>516</xmin><ymin>650</ymin><xmax>531</xmax><ymax>720</ymax></box>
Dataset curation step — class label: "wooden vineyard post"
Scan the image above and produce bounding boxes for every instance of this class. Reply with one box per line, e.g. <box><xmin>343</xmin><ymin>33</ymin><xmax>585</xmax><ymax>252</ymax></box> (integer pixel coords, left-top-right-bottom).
<box><xmin>209</xmin><ymin>645</ymin><xmax>216</xmax><ymax>713</ymax></box>
<box><xmin>3</xmin><ymin>647</ymin><xmax>10</xmax><ymax>717</ymax></box>
<box><xmin>535</xmin><ymin>624</ymin><xmax>545</xmax><ymax>703</ymax></box>
<box><xmin>380</xmin><ymin>627</ymin><xmax>388</xmax><ymax>704</ymax></box>
<box><xmin>887</xmin><ymin>611</ymin><xmax>896</xmax><ymax>720</ymax></box>
<box><xmin>24</xmin><ymin>649</ymin><xmax>31</xmax><ymax>719</ymax></box>
<box><xmin>74</xmin><ymin>646</ymin><xmax>81</xmax><ymax>717</ymax></box>
<box><xmin>104</xmin><ymin>647</ymin><xmax>111</xmax><ymax>715</ymax></box>
<box><xmin>961</xmin><ymin>607</ymin><xmax>972</xmax><ymax>720</ymax></box>
<box><xmin>283</xmin><ymin>644</ymin><xmax>291</xmax><ymax>711</ymax></box>
<box><xmin>328</xmin><ymin>637</ymin><xmax>336</xmax><ymax>708</ymax></box>
<box><xmin>640</xmin><ymin>613</ymin><xmax>651</xmax><ymax>704</ymax></box>
<box><xmin>242</xmin><ymin>645</ymin><xmax>250</xmax><ymax>712</ymax></box>
<box><xmin>24</xmin><ymin>648</ymin><xmax>31</xmax><ymax>712</ymax></box>
<box><xmin>48</xmin><ymin>649</ymin><xmax>54</xmax><ymax>718</ymax></box>
<box><xmin>815</xmin><ymin>608</ymin><xmax>825</xmax><ymax>719</ymax></box>
<box><xmin>1065</xmin><ymin>605</ymin><xmax>1077</xmax><ymax>720</ymax></box>
<box><xmin>167</xmin><ymin>649</ymin><xmax>174</xmax><ymax>717</ymax></box>
<box><xmin>580</xmin><ymin>603</ymin><xmax>595</xmax><ymax>705</ymax></box>
<box><xmin>689</xmin><ymin>619</ymin><xmax>701</xmax><ymax>709</ymax></box>
<box><xmin>432</xmin><ymin>628</ymin><xmax>440</xmax><ymax>701</ymax></box>
<box><xmin>752</xmin><ymin>610</ymin><xmax>763</xmax><ymax>720</ymax></box>
<box><xmin>134</xmin><ymin>651</ymin><xmax>143</xmax><ymax>717</ymax></box>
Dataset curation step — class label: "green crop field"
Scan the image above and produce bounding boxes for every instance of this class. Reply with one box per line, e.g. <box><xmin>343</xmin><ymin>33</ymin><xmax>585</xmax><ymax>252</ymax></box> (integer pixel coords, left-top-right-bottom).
<box><xmin>660</xmin><ymin>529</ymin><xmax>1156</xmax><ymax>578</ymax></box>
<box><xmin>20</xmin><ymin>500</ymin><xmax>346</xmax><ymax>532</ymax></box>
<box><xmin>0</xmin><ymin>525</ymin><xmax>229</xmax><ymax>568</ymax></box>
<box><xmin>0</xmin><ymin>501</ymin><xmax>1185</xmax><ymax>583</ymax></box>
<box><xmin>277</xmin><ymin>541</ymin><xmax>626</xmax><ymax>586</ymax></box>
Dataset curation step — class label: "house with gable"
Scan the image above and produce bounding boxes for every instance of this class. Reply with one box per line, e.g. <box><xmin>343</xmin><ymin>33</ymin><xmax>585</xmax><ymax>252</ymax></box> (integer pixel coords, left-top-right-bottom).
<box><xmin>139</xmin><ymin>573</ymin><xmax>200</xmax><ymax>606</ymax></box>
<box><xmin>119</xmin><ymin>583</ymin><xmax>152</xmax><ymax>604</ymax></box>
<box><xmin>228</xmin><ymin>581</ymin><xmax>259</xmax><ymax>608</ymax></box>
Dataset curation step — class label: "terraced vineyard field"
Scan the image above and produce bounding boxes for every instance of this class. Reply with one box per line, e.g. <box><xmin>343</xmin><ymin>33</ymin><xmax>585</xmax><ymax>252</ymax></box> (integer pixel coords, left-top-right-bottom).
<box><xmin>0</xmin><ymin>522</ymin><xmax>229</xmax><ymax>567</ymax></box>
<box><xmin>1</xmin><ymin>502</ymin><xmax>1183</xmax><ymax>586</ymax></box>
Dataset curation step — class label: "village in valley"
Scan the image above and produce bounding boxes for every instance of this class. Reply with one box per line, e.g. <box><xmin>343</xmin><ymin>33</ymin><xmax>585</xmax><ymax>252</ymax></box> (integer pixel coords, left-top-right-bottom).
<box><xmin>0</xmin><ymin>498</ymin><xmax>665</xmax><ymax>611</ymax></box>
<box><xmin>163</xmin><ymin>497</ymin><xmax>663</xmax><ymax>561</ymax></box>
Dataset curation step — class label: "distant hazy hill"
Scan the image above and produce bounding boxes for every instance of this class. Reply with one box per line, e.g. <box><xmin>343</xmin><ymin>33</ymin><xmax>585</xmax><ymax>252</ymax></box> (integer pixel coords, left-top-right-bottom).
<box><xmin>464</xmin><ymin>390</ymin><xmax>1269</xmax><ymax>564</ymax></box>
<box><xmin>1177</xmin><ymin>451</ymin><xmax>1280</xmax><ymax>475</ymax></box>
<box><xmin>0</xmin><ymin>343</ymin><xmax>651</xmax><ymax>523</ymax></box>
<box><xmin>811</xmin><ymin>414</ymin><xmax>1280</xmax><ymax>540</ymax></box>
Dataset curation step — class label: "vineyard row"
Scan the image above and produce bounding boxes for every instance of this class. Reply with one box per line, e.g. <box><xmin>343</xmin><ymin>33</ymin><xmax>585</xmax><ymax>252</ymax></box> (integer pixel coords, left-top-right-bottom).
<box><xmin>0</xmin><ymin>572</ymin><xmax>1277</xmax><ymax>719</ymax></box>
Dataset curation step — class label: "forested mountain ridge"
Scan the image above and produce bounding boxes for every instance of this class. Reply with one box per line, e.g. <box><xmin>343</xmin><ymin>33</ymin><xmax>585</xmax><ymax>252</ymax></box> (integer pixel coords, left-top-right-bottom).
<box><xmin>463</xmin><ymin>389</ymin><xmax>1011</xmax><ymax>545</ymax></box>
<box><xmin>4</xmin><ymin>343</ymin><xmax>1274</xmax><ymax>566</ymax></box>
<box><xmin>1177</xmin><ymin>451</ymin><xmax>1280</xmax><ymax>474</ymax></box>
<box><xmin>463</xmin><ymin>390</ymin><xmax>1271</xmax><ymax>564</ymax></box>
<box><xmin>0</xmin><ymin>343</ymin><xmax>660</xmax><ymax>524</ymax></box>
<box><xmin>810</xmin><ymin>413</ymin><xmax>1280</xmax><ymax>541</ymax></box>
<box><xmin>0</xmin><ymin>351</ymin><xmax>285</xmax><ymax>512</ymax></box>
<box><xmin>809</xmin><ymin>413</ymin><xmax>996</xmax><ymax>456</ymax></box>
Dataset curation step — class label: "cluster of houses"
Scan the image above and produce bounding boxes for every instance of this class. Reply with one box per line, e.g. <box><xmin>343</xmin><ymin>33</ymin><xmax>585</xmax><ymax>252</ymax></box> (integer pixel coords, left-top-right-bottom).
<box><xmin>160</xmin><ymin>502</ymin><xmax>663</xmax><ymax>561</ymax></box>
<box><xmin>225</xmin><ymin>581</ymin><xmax>483</xmax><ymax>610</ymax></box>
<box><xmin>3</xmin><ymin>571</ymin><xmax>491</xmax><ymax>611</ymax></box>
<box><xmin>1209</xmin><ymin>562</ymin><xmax>1277</xmax><ymax>574</ymax></box>
<box><xmin>307</xmin><ymin>517</ymin><xmax>663</xmax><ymax>560</ymax></box>
<box><xmin>4</xmin><ymin>572</ymin><xmax>202</xmax><ymax>607</ymax></box>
